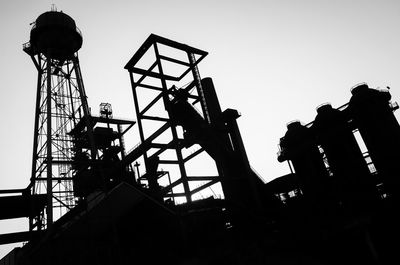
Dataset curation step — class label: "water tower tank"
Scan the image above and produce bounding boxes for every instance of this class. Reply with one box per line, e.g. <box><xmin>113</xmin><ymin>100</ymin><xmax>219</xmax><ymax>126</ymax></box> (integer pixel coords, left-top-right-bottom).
<box><xmin>29</xmin><ymin>11</ymin><xmax>83</xmax><ymax>59</ymax></box>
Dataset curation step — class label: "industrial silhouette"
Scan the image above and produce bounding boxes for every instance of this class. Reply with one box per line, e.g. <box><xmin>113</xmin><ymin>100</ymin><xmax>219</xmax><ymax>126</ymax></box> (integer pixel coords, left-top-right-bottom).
<box><xmin>1</xmin><ymin>10</ymin><xmax>399</xmax><ymax>265</ymax></box>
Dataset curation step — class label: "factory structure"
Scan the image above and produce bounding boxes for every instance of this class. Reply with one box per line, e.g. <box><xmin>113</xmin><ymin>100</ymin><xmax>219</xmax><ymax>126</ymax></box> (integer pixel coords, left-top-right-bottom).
<box><xmin>0</xmin><ymin>10</ymin><xmax>399</xmax><ymax>265</ymax></box>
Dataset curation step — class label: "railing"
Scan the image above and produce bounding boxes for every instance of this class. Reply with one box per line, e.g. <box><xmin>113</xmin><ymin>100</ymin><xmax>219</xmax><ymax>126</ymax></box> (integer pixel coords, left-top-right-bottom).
<box><xmin>189</xmin><ymin>53</ymin><xmax>210</xmax><ymax>124</ymax></box>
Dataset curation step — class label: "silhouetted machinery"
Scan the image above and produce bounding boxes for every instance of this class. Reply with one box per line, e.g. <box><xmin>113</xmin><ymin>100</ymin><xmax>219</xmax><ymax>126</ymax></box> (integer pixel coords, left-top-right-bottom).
<box><xmin>0</xmin><ymin>9</ymin><xmax>266</xmax><ymax>265</ymax></box>
<box><xmin>1</xmin><ymin>9</ymin><xmax>88</xmax><ymax>246</ymax></box>
<box><xmin>275</xmin><ymin>83</ymin><xmax>400</xmax><ymax>265</ymax></box>
<box><xmin>1</xmin><ymin>9</ymin><xmax>400</xmax><ymax>265</ymax></box>
<box><xmin>277</xmin><ymin>84</ymin><xmax>400</xmax><ymax>205</ymax></box>
<box><xmin>349</xmin><ymin>85</ymin><xmax>400</xmax><ymax>200</ymax></box>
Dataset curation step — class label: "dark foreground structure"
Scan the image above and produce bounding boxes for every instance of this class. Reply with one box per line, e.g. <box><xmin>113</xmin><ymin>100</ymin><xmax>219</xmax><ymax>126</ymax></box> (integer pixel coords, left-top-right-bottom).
<box><xmin>1</xmin><ymin>10</ymin><xmax>399</xmax><ymax>265</ymax></box>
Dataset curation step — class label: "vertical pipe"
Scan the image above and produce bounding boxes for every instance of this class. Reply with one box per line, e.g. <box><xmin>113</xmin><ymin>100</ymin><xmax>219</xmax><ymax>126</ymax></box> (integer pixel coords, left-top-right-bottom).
<box><xmin>117</xmin><ymin>124</ymin><xmax>126</xmax><ymax>160</ymax></box>
<box><xmin>224</xmin><ymin>109</ymin><xmax>263</xmax><ymax>212</ymax></box>
<box><xmin>30</xmin><ymin>54</ymin><xmax>43</xmax><ymax>231</ymax></box>
<box><xmin>46</xmin><ymin>57</ymin><xmax>53</xmax><ymax>226</ymax></box>
<box><xmin>201</xmin><ymin>78</ymin><xmax>222</xmax><ymax>125</ymax></box>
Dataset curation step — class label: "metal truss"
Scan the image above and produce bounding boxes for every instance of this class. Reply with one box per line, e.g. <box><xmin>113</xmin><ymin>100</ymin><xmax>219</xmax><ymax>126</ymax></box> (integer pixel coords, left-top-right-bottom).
<box><xmin>124</xmin><ymin>34</ymin><xmax>223</xmax><ymax>204</ymax></box>
<box><xmin>25</xmin><ymin>47</ymin><xmax>91</xmax><ymax>230</ymax></box>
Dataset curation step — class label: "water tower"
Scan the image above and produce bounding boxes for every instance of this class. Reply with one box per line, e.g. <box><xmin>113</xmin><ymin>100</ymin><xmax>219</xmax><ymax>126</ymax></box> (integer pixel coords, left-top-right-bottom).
<box><xmin>23</xmin><ymin>9</ymin><xmax>95</xmax><ymax>230</ymax></box>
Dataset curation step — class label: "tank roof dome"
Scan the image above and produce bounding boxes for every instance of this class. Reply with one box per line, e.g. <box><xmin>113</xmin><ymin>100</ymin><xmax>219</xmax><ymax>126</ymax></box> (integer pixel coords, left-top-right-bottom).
<box><xmin>29</xmin><ymin>10</ymin><xmax>82</xmax><ymax>59</ymax></box>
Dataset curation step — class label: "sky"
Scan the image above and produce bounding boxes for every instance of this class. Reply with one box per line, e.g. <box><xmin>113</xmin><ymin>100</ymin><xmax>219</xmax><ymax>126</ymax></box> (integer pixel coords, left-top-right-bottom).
<box><xmin>1</xmin><ymin>0</ymin><xmax>400</xmax><ymax>258</ymax></box>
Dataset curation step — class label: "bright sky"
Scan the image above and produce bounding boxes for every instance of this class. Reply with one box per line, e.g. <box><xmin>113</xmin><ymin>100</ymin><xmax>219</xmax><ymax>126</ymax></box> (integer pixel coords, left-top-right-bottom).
<box><xmin>1</xmin><ymin>0</ymin><xmax>400</xmax><ymax>258</ymax></box>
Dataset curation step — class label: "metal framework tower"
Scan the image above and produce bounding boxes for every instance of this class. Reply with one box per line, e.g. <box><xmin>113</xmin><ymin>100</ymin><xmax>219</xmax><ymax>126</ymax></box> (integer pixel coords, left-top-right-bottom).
<box><xmin>124</xmin><ymin>34</ymin><xmax>223</xmax><ymax>204</ymax></box>
<box><xmin>23</xmin><ymin>10</ymin><xmax>93</xmax><ymax>230</ymax></box>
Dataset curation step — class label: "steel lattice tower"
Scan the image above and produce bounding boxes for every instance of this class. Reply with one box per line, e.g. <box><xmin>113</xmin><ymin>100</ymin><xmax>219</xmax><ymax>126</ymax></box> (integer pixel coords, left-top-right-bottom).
<box><xmin>123</xmin><ymin>35</ymin><xmax>223</xmax><ymax>204</ymax></box>
<box><xmin>123</xmin><ymin>35</ymin><xmax>263</xmax><ymax>220</ymax></box>
<box><xmin>23</xmin><ymin>10</ymin><xmax>94</xmax><ymax>230</ymax></box>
